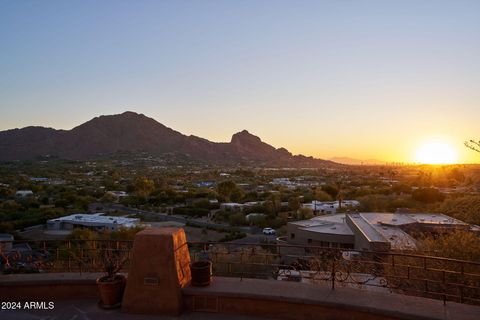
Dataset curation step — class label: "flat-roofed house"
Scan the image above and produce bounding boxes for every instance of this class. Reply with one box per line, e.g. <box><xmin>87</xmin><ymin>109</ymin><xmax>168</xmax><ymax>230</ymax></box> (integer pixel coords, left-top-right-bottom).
<box><xmin>15</xmin><ymin>190</ymin><xmax>33</xmax><ymax>197</ymax></box>
<box><xmin>46</xmin><ymin>213</ymin><xmax>139</xmax><ymax>232</ymax></box>
<box><xmin>287</xmin><ymin>212</ymin><xmax>473</xmax><ymax>252</ymax></box>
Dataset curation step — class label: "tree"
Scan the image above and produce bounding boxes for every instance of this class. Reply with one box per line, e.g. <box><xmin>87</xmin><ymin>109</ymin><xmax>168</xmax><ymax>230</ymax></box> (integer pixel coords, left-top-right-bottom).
<box><xmin>101</xmin><ymin>192</ymin><xmax>117</xmax><ymax>203</ymax></box>
<box><xmin>265</xmin><ymin>193</ymin><xmax>281</xmax><ymax>216</ymax></box>
<box><xmin>433</xmin><ymin>196</ymin><xmax>480</xmax><ymax>225</ymax></box>
<box><xmin>0</xmin><ymin>187</ymin><xmax>15</xmax><ymax>198</ymax></box>
<box><xmin>217</xmin><ymin>180</ymin><xmax>237</xmax><ymax>202</ymax></box>
<box><xmin>447</xmin><ymin>168</ymin><xmax>465</xmax><ymax>183</ymax></box>
<box><xmin>134</xmin><ymin>177</ymin><xmax>155</xmax><ymax>198</ymax></box>
<box><xmin>229</xmin><ymin>211</ymin><xmax>247</xmax><ymax>226</ymax></box>
<box><xmin>313</xmin><ymin>189</ymin><xmax>332</xmax><ymax>201</ymax></box>
<box><xmin>230</xmin><ymin>188</ymin><xmax>245</xmax><ymax>203</ymax></box>
<box><xmin>109</xmin><ymin>226</ymin><xmax>145</xmax><ymax>240</ymax></box>
<box><xmin>321</xmin><ymin>185</ymin><xmax>339</xmax><ymax>199</ymax></box>
<box><xmin>417</xmin><ymin>230</ymin><xmax>480</xmax><ymax>261</ymax></box>
<box><xmin>392</xmin><ymin>183</ymin><xmax>412</xmax><ymax>195</ymax></box>
<box><xmin>465</xmin><ymin>139</ymin><xmax>480</xmax><ymax>153</ymax></box>
<box><xmin>334</xmin><ymin>180</ymin><xmax>344</xmax><ymax>209</ymax></box>
<box><xmin>296</xmin><ymin>208</ymin><xmax>313</xmax><ymax>220</ymax></box>
<box><xmin>412</xmin><ymin>188</ymin><xmax>445</xmax><ymax>203</ymax></box>
<box><xmin>288</xmin><ymin>196</ymin><xmax>301</xmax><ymax>214</ymax></box>
<box><xmin>67</xmin><ymin>228</ymin><xmax>96</xmax><ymax>240</ymax></box>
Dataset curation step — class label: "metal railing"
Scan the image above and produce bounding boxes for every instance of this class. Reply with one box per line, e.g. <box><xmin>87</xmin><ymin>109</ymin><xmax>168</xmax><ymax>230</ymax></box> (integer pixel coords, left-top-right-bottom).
<box><xmin>2</xmin><ymin>240</ymin><xmax>479</xmax><ymax>305</ymax></box>
<box><xmin>1</xmin><ymin>240</ymin><xmax>134</xmax><ymax>274</ymax></box>
<box><xmin>188</xmin><ymin>241</ymin><xmax>480</xmax><ymax>306</ymax></box>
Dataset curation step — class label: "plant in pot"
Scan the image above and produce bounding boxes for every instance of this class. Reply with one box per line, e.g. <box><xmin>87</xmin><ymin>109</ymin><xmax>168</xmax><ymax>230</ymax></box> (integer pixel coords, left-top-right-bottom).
<box><xmin>96</xmin><ymin>248</ymin><xmax>129</xmax><ymax>308</ymax></box>
<box><xmin>190</xmin><ymin>250</ymin><xmax>212</xmax><ymax>287</ymax></box>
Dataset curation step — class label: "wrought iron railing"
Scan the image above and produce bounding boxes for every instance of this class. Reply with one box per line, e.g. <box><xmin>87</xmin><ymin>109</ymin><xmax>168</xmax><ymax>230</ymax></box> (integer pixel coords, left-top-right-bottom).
<box><xmin>0</xmin><ymin>240</ymin><xmax>133</xmax><ymax>274</ymax></box>
<box><xmin>188</xmin><ymin>241</ymin><xmax>480</xmax><ymax>306</ymax></box>
<box><xmin>1</xmin><ymin>240</ymin><xmax>479</xmax><ymax>306</ymax></box>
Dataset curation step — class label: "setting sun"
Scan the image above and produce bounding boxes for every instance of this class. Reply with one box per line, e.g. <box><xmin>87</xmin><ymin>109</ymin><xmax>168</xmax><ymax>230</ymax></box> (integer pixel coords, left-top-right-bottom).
<box><xmin>415</xmin><ymin>141</ymin><xmax>458</xmax><ymax>164</ymax></box>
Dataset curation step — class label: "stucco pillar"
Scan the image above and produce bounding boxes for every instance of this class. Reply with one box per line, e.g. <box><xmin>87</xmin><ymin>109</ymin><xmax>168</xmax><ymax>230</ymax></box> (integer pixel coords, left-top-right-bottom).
<box><xmin>122</xmin><ymin>227</ymin><xmax>191</xmax><ymax>315</ymax></box>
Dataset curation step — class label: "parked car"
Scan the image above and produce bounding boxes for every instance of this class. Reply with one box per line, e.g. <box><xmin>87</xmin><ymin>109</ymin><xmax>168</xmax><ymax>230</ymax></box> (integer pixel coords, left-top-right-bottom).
<box><xmin>342</xmin><ymin>251</ymin><xmax>361</xmax><ymax>261</ymax></box>
<box><xmin>262</xmin><ymin>227</ymin><xmax>276</xmax><ymax>235</ymax></box>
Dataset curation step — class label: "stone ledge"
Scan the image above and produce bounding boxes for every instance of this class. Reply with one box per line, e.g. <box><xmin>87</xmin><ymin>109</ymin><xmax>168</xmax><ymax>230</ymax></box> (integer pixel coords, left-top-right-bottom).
<box><xmin>183</xmin><ymin>277</ymin><xmax>480</xmax><ymax>320</ymax></box>
<box><xmin>0</xmin><ymin>272</ymin><xmax>103</xmax><ymax>286</ymax></box>
<box><xmin>0</xmin><ymin>273</ymin><xmax>108</xmax><ymax>300</ymax></box>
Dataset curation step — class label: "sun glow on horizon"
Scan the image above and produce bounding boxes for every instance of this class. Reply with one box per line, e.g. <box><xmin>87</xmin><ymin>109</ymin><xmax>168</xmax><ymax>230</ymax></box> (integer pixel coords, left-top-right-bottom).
<box><xmin>415</xmin><ymin>140</ymin><xmax>458</xmax><ymax>164</ymax></box>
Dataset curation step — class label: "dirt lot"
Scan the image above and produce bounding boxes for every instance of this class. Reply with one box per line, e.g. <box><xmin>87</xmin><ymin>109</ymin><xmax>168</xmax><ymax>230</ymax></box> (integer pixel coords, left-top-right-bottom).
<box><xmin>148</xmin><ymin>221</ymin><xmax>227</xmax><ymax>242</ymax></box>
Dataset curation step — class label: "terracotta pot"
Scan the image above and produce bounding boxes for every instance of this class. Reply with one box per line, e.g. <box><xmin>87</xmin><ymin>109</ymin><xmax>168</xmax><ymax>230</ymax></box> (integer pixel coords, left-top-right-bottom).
<box><xmin>96</xmin><ymin>274</ymin><xmax>126</xmax><ymax>307</ymax></box>
<box><xmin>191</xmin><ymin>261</ymin><xmax>212</xmax><ymax>286</ymax></box>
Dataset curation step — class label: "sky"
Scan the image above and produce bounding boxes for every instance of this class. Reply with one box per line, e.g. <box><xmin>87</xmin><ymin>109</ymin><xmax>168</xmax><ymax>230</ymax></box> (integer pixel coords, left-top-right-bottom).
<box><xmin>1</xmin><ymin>0</ymin><xmax>479</xmax><ymax>163</ymax></box>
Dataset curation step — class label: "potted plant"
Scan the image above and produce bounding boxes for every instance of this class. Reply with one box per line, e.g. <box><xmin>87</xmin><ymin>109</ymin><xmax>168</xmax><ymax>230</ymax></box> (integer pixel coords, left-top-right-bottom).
<box><xmin>191</xmin><ymin>260</ymin><xmax>212</xmax><ymax>286</ymax></box>
<box><xmin>190</xmin><ymin>250</ymin><xmax>212</xmax><ymax>286</ymax></box>
<box><xmin>96</xmin><ymin>248</ymin><xmax>129</xmax><ymax>308</ymax></box>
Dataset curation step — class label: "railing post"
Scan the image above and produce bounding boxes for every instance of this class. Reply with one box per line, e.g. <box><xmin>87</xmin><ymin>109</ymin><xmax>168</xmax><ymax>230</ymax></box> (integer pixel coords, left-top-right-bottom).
<box><xmin>67</xmin><ymin>240</ymin><xmax>71</xmax><ymax>272</ymax></box>
<box><xmin>240</xmin><ymin>250</ymin><xmax>244</xmax><ymax>281</ymax></box>
<box><xmin>55</xmin><ymin>247</ymin><xmax>59</xmax><ymax>271</ymax></box>
<box><xmin>442</xmin><ymin>270</ymin><xmax>446</xmax><ymax>306</ymax></box>
<box><xmin>460</xmin><ymin>262</ymin><xmax>464</xmax><ymax>304</ymax></box>
<box><xmin>80</xmin><ymin>248</ymin><xmax>84</xmax><ymax>274</ymax></box>
<box><xmin>331</xmin><ymin>259</ymin><xmax>335</xmax><ymax>290</ymax></box>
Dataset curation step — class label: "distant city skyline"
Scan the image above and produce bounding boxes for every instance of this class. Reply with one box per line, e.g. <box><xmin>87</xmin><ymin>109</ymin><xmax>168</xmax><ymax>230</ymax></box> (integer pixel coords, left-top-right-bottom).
<box><xmin>1</xmin><ymin>1</ymin><xmax>479</xmax><ymax>163</ymax></box>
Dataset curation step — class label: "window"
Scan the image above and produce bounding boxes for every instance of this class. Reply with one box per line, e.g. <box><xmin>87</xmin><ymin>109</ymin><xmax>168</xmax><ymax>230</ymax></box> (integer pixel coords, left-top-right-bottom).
<box><xmin>307</xmin><ymin>239</ymin><xmax>312</xmax><ymax>244</ymax></box>
<box><xmin>290</xmin><ymin>233</ymin><xmax>295</xmax><ymax>239</ymax></box>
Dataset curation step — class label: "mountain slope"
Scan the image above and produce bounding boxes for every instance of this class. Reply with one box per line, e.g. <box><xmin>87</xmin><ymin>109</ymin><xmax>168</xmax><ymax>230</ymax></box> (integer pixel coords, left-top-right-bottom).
<box><xmin>0</xmin><ymin>111</ymin><xmax>334</xmax><ymax>166</ymax></box>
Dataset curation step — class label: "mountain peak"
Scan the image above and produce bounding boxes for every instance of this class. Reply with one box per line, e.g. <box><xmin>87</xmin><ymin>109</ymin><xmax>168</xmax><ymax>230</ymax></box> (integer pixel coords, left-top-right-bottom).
<box><xmin>103</xmin><ymin>111</ymin><xmax>147</xmax><ymax>120</ymax></box>
<box><xmin>119</xmin><ymin>111</ymin><xmax>143</xmax><ymax>117</ymax></box>
<box><xmin>231</xmin><ymin>130</ymin><xmax>261</xmax><ymax>144</ymax></box>
<box><xmin>77</xmin><ymin>111</ymin><xmax>156</xmax><ymax>129</ymax></box>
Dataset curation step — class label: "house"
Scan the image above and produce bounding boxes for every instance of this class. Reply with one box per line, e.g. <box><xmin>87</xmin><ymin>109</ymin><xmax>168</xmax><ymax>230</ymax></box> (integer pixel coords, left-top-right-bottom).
<box><xmin>246</xmin><ymin>213</ymin><xmax>267</xmax><ymax>222</ymax></box>
<box><xmin>220</xmin><ymin>201</ymin><xmax>264</xmax><ymax>211</ymax></box>
<box><xmin>287</xmin><ymin>212</ymin><xmax>474</xmax><ymax>252</ymax></box>
<box><xmin>302</xmin><ymin>200</ymin><xmax>360</xmax><ymax>215</ymax></box>
<box><xmin>30</xmin><ymin>177</ymin><xmax>49</xmax><ymax>183</ymax></box>
<box><xmin>46</xmin><ymin>213</ymin><xmax>140</xmax><ymax>232</ymax></box>
<box><xmin>196</xmin><ymin>181</ymin><xmax>215</xmax><ymax>188</ymax></box>
<box><xmin>15</xmin><ymin>190</ymin><xmax>33</xmax><ymax>197</ymax></box>
<box><xmin>106</xmin><ymin>191</ymin><xmax>129</xmax><ymax>200</ymax></box>
<box><xmin>220</xmin><ymin>203</ymin><xmax>244</xmax><ymax>211</ymax></box>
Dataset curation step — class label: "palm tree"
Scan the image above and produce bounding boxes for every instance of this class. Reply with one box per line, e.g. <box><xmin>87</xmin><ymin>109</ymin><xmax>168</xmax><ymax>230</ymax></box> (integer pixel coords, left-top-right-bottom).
<box><xmin>334</xmin><ymin>180</ymin><xmax>344</xmax><ymax>209</ymax></box>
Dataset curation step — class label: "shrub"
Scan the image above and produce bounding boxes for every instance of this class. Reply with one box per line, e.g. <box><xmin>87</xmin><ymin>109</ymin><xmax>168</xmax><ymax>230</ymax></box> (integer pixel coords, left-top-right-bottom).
<box><xmin>412</xmin><ymin>188</ymin><xmax>445</xmax><ymax>203</ymax></box>
<box><xmin>172</xmin><ymin>206</ymin><xmax>209</xmax><ymax>217</ymax></box>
